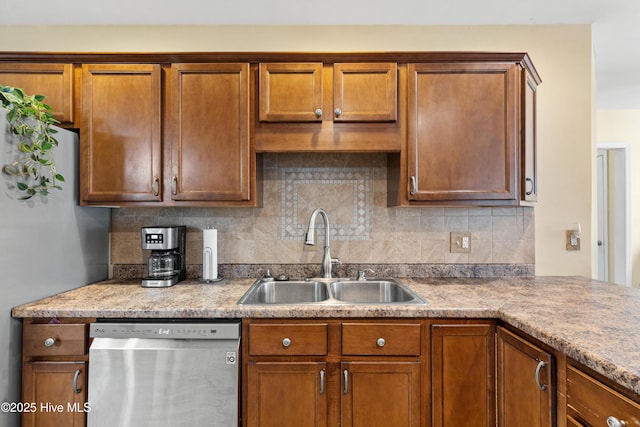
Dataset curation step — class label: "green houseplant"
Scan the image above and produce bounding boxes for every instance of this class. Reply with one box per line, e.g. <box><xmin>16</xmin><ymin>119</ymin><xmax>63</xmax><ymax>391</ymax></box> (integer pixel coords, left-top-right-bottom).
<box><xmin>0</xmin><ymin>84</ymin><xmax>64</xmax><ymax>200</ymax></box>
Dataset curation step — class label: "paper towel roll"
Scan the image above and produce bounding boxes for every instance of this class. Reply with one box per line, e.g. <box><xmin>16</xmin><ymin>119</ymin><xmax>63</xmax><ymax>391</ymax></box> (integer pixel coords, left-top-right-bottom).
<box><xmin>203</xmin><ymin>228</ymin><xmax>218</xmax><ymax>281</ymax></box>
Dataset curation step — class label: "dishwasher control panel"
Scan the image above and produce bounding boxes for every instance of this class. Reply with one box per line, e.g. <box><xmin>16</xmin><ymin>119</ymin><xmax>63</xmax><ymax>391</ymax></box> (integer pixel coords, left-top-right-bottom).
<box><xmin>90</xmin><ymin>321</ymin><xmax>240</xmax><ymax>340</ymax></box>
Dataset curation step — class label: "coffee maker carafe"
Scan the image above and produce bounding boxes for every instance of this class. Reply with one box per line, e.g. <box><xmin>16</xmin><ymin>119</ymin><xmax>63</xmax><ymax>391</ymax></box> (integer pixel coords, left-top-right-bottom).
<box><xmin>141</xmin><ymin>226</ymin><xmax>186</xmax><ymax>287</ymax></box>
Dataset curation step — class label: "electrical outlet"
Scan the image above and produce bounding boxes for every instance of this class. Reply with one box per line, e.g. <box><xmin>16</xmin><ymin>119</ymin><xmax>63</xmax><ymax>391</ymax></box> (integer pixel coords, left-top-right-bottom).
<box><xmin>450</xmin><ymin>232</ymin><xmax>471</xmax><ymax>253</ymax></box>
<box><xmin>565</xmin><ymin>230</ymin><xmax>581</xmax><ymax>251</ymax></box>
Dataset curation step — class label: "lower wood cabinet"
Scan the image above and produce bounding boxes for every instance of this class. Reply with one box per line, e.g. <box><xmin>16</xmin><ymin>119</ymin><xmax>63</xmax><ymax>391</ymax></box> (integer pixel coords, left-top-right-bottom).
<box><xmin>497</xmin><ymin>326</ymin><xmax>554</xmax><ymax>427</ymax></box>
<box><xmin>22</xmin><ymin>361</ymin><xmax>87</xmax><ymax>427</ymax></box>
<box><xmin>341</xmin><ymin>361</ymin><xmax>421</xmax><ymax>427</ymax></box>
<box><xmin>566</xmin><ymin>363</ymin><xmax>640</xmax><ymax>427</ymax></box>
<box><xmin>242</xmin><ymin>319</ymin><xmax>424</xmax><ymax>427</ymax></box>
<box><xmin>21</xmin><ymin>320</ymin><xmax>91</xmax><ymax>427</ymax></box>
<box><xmin>431</xmin><ymin>320</ymin><xmax>496</xmax><ymax>427</ymax></box>
<box><xmin>246</xmin><ymin>361</ymin><xmax>327</xmax><ymax>427</ymax></box>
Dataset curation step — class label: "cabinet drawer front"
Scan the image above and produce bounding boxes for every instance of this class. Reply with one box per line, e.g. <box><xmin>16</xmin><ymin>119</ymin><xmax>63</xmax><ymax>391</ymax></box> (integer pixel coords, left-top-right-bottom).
<box><xmin>567</xmin><ymin>365</ymin><xmax>640</xmax><ymax>427</ymax></box>
<box><xmin>23</xmin><ymin>324</ymin><xmax>88</xmax><ymax>357</ymax></box>
<box><xmin>342</xmin><ymin>323</ymin><xmax>421</xmax><ymax>356</ymax></box>
<box><xmin>249</xmin><ymin>323</ymin><xmax>328</xmax><ymax>356</ymax></box>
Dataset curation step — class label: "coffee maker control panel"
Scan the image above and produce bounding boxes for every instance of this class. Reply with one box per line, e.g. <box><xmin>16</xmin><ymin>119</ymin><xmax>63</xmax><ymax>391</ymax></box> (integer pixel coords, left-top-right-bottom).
<box><xmin>145</xmin><ymin>233</ymin><xmax>164</xmax><ymax>244</ymax></box>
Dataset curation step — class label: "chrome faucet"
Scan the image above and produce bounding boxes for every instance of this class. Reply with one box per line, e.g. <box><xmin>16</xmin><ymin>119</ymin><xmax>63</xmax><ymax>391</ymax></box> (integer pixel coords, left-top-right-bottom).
<box><xmin>304</xmin><ymin>208</ymin><xmax>340</xmax><ymax>278</ymax></box>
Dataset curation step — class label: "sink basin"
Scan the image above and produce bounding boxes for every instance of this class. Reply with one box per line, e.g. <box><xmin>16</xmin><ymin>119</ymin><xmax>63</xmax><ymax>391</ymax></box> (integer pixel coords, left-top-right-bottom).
<box><xmin>330</xmin><ymin>280</ymin><xmax>427</xmax><ymax>304</ymax></box>
<box><xmin>237</xmin><ymin>280</ymin><xmax>329</xmax><ymax>305</ymax></box>
<box><xmin>237</xmin><ymin>277</ymin><xmax>427</xmax><ymax>305</ymax></box>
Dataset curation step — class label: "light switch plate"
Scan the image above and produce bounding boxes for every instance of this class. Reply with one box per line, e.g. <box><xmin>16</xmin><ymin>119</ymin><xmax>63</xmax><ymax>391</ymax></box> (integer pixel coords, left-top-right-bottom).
<box><xmin>450</xmin><ymin>232</ymin><xmax>471</xmax><ymax>253</ymax></box>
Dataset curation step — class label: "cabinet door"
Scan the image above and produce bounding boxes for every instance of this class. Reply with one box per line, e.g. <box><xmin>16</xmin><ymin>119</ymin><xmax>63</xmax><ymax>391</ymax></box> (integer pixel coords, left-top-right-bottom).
<box><xmin>407</xmin><ymin>63</ymin><xmax>518</xmax><ymax>202</ymax></box>
<box><xmin>333</xmin><ymin>63</ymin><xmax>397</xmax><ymax>122</ymax></box>
<box><xmin>431</xmin><ymin>322</ymin><xmax>496</xmax><ymax>427</ymax></box>
<box><xmin>0</xmin><ymin>63</ymin><xmax>74</xmax><ymax>125</ymax></box>
<box><xmin>341</xmin><ymin>361</ymin><xmax>421</xmax><ymax>427</ymax></box>
<box><xmin>497</xmin><ymin>326</ymin><xmax>554</xmax><ymax>427</ymax></box>
<box><xmin>522</xmin><ymin>68</ymin><xmax>539</xmax><ymax>202</ymax></box>
<box><xmin>22</xmin><ymin>361</ymin><xmax>87</xmax><ymax>427</ymax></box>
<box><xmin>246</xmin><ymin>361</ymin><xmax>327</xmax><ymax>427</ymax></box>
<box><xmin>259</xmin><ymin>63</ymin><xmax>323</xmax><ymax>122</ymax></box>
<box><xmin>170</xmin><ymin>63</ymin><xmax>251</xmax><ymax>201</ymax></box>
<box><xmin>80</xmin><ymin>64</ymin><xmax>162</xmax><ymax>204</ymax></box>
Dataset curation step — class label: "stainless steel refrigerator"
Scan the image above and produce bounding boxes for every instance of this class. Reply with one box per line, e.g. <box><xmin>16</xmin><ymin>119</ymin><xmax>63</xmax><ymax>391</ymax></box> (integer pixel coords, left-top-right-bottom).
<box><xmin>0</xmin><ymin>108</ymin><xmax>110</xmax><ymax>427</ymax></box>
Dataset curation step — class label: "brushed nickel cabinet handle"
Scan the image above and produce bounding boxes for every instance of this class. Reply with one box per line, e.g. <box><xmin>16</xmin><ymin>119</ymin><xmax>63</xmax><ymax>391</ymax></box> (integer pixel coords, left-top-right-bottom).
<box><xmin>152</xmin><ymin>176</ymin><xmax>159</xmax><ymax>196</ymax></box>
<box><xmin>343</xmin><ymin>369</ymin><xmax>349</xmax><ymax>394</ymax></box>
<box><xmin>377</xmin><ymin>338</ymin><xmax>386</xmax><ymax>347</ymax></box>
<box><xmin>410</xmin><ymin>176</ymin><xmax>417</xmax><ymax>196</ymax></box>
<box><xmin>282</xmin><ymin>337</ymin><xmax>292</xmax><ymax>347</ymax></box>
<box><xmin>535</xmin><ymin>360</ymin><xmax>547</xmax><ymax>391</ymax></box>
<box><xmin>525</xmin><ymin>177</ymin><xmax>534</xmax><ymax>196</ymax></box>
<box><xmin>171</xmin><ymin>176</ymin><xmax>178</xmax><ymax>195</ymax></box>
<box><xmin>72</xmin><ymin>369</ymin><xmax>81</xmax><ymax>394</ymax></box>
<box><xmin>314</xmin><ymin>108</ymin><xmax>323</xmax><ymax>118</ymax></box>
<box><xmin>320</xmin><ymin>369</ymin><xmax>325</xmax><ymax>395</ymax></box>
<box><xmin>44</xmin><ymin>337</ymin><xmax>55</xmax><ymax>347</ymax></box>
<box><xmin>334</xmin><ymin>108</ymin><xmax>342</xmax><ymax>117</ymax></box>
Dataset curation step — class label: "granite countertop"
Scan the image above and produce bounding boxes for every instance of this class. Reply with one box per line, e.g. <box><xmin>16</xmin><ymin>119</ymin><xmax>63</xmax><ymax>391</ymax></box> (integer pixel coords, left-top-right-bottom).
<box><xmin>11</xmin><ymin>275</ymin><xmax>640</xmax><ymax>397</ymax></box>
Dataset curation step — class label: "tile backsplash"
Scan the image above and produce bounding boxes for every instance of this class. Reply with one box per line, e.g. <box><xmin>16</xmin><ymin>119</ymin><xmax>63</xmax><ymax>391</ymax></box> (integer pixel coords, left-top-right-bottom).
<box><xmin>111</xmin><ymin>153</ymin><xmax>534</xmax><ymax>275</ymax></box>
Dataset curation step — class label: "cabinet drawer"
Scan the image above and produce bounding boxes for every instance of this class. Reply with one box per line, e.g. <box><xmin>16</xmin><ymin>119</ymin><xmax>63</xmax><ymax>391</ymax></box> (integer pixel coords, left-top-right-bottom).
<box><xmin>23</xmin><ymin>324</ymin><xmax>88</xmax><ymax>357</ymax></box>
<box><xmin>249</xmin><ymin>323</ymin><xmax>328</xmax><ymax>356</ymax></box>
<box><xmin>342</xmin><ymin>323</ymin><xmax>421</xmax><ymax>356</ymax></box>
<box><xmin>567</xmin><ymin>365</ymin><xmax>640</xmax><ymax>427</ymax></box>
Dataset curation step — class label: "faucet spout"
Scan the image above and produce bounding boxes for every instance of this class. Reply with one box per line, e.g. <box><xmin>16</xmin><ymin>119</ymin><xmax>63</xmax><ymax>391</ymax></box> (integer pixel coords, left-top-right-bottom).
<box><xmin>304</xmin><ymin>208</ymin><xmax>337</xmax><ymax>278</ymax></box>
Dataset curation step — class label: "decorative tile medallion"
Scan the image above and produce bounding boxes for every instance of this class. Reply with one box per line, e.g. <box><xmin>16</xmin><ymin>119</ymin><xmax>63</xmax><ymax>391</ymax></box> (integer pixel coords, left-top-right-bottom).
<box><xmin>280</xmin><ymin>168</ymin><xmax>371</xmax><ymax>240</ymax></box>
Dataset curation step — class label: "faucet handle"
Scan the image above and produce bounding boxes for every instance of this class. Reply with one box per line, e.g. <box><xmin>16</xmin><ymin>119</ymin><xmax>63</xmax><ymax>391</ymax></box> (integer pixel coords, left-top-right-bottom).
<box><xmin>262</xmin><ymin>269</ymin><xmax>274</xmax><ymax>281</ymax></box>
<box><xmin>357</xmin><ymin>268</ymin><xmax>375</xmax><ymax>281</ymax></box>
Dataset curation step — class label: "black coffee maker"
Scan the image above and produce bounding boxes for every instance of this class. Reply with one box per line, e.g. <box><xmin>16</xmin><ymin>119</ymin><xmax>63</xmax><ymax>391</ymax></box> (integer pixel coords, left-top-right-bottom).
<box><xmin>141</xmin><ymin>226</ymin><xmax>186</xmax><ymax>287</ymax></box>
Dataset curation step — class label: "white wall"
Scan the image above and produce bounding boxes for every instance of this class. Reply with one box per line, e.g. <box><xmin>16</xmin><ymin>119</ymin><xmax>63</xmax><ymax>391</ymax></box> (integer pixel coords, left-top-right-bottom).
<box><xmin>0</xmin><ymin>24</ymin><xmax>594</xmax><ymax>275</ymax></box>
<box><xmin>597</xmin><ymin>110</ymin><xmax>640</xmax><ymax>287</ymax></box>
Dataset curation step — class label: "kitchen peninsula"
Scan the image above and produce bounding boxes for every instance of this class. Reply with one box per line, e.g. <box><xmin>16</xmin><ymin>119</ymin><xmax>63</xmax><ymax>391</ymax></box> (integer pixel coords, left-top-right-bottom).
<box><xmin>13</xmin><ymin>275</ymin><xmax>640</xmax><ymax>426</ymax></box>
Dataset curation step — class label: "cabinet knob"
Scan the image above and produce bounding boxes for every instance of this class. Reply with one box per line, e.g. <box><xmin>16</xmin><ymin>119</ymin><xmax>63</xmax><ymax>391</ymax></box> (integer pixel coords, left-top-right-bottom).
<box><xmin>334</xmin><ymin>108</ymin><xmax>342</xmax><ymax>117</ymax></box>
<box><xmin>282</xmin><ymin>337</ymin><xmax>292</xmax><ymax>347</ymax></box>
<box><xmin>376</xmin><ymin>338</ymin><xmax>386</xmax><ymax>347</ymax></box>
<box><xmin>314</xmin><ymin>108</ymin><xmax>323</xmax><ymax>118</ymax></box>
<box><xmin>44</xmin><ymin>337</ymin><xmax>55</xmax><ymax>347</ymax></box>
<box><xmin>607</xmin><ymin>416</ymin><xmax>627</xmax><ymax>427</ymax></box>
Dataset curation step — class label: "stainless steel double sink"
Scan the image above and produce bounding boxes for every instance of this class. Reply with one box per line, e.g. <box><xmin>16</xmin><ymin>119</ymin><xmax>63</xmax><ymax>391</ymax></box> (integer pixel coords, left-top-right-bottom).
<box><xmin>237</xmin><ymin>278</ymin><xmax>427</xmax><ymax>305</ymax></box>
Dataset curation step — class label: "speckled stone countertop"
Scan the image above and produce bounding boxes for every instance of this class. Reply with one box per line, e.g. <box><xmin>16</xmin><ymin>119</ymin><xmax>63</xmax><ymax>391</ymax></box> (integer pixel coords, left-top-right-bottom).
<box><xmin>11</xmin><ymin>276</ymin><xmax>640</xmax><ymax>397</ymax></box>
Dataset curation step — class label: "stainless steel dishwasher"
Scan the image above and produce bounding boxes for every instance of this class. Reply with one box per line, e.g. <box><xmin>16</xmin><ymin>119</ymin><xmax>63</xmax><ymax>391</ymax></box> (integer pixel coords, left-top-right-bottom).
<box><xmin>87</xmin><ymin>320</ymin><xmax>240</xmax><ymax>427</ymax></box>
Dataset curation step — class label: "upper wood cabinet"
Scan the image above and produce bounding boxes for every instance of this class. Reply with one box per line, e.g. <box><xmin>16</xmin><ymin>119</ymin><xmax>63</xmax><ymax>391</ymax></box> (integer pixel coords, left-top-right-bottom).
<box><xmin>259</xmin><ymin>62</ymin><xmax>324</xmax><ymax>122</ymax></box>
<box><xmin>80</xmin><ymin>64</ymin><xmax>162</xmax><ymax>204</ymax></box>
<box><xmin>522</xmin><ymin>68</ymin><xmax>540</xmax><ymax>202</ymax></box>
<box><xmin>0</xmin><ymin>63</ymin><xmax>74</xmax><ymax>125</ymax></box>
<box><xmin>259</xmin><ymin>62</ymin><xmax>397</xmax><ymax>123</ymax></box>
<box><xmin>333</xmin><ymin>63</ymin><xmax>397</xmax><ymax>122</ymax></box>
<box><xmin>170</xmin><ymin>63</ymin><xmax>251</xmax><ymax>202</ymax></box>
<box><xmin>406</xmin><ymin>62</ymin><xmax>519</xmax><ymax>204</ymax></box>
